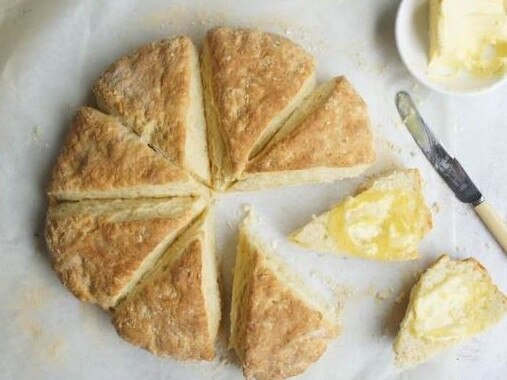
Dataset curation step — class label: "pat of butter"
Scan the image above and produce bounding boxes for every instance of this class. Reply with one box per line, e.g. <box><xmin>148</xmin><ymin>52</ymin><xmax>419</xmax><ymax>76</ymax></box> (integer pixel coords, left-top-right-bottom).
<box><xmin>429</xmin><ymin>0</ymin><xmax>507</xmax><ymax>76</ymax></box>
<box><xmin>408</xmin><ymin>265</ymin><xmax>501</xmax><ymax>342</ymax></box>
<box><xmin>327</xmin><ymin>188</ymin><xmax>430</xmax><ymax>261</ymax></box>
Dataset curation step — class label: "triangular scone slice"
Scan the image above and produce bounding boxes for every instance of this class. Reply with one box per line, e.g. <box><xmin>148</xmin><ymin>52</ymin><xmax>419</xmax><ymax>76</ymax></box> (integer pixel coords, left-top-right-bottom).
<box><xmin>201</xmin><ymin>27</ymin><xmax>316</xmax><ymax>190</ymax></box>
<box><xmin>45</xmin><ymin>196</ymin><xmax>206</xmax><ymax>310</ymax></box>
<box><xmin>233</xmin><ymin>76</ymin><xmax>376</xmax><ymax>191</ymax></box>
<box><xmin>93</xmin><ymin>37</ymin><xmax>210</xmax><ymax>183</ymax></box>
<box><xmin>290</xmin><ymin>169</ymin><xmax>432</xmax><ymax>261</ymax></box>
<box><xmin>230</xmin><ymin>212</ymin><xmax>338</xmax><ymax>380</ymax></box>
<box><xmin>112</xmin><ymin>209</ymin><xmax>220</xmax><ymax>361</ymax></box>
<box><xmin>48</xmin><ymin>107</ymin><xmax>205</xmax><ymax>200</ymax></box>
<box><xmin>394</xmin><ymin>255</ymin><xmax>507</xmax><ymax>367</ymax></box>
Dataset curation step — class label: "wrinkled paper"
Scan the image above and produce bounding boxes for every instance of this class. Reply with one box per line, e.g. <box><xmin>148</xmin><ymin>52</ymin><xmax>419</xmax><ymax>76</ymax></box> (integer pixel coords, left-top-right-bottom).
<box><xmin>1</xmin><ymin>0</ymin><xmax>506</xmax><ymax>379</ymax></box>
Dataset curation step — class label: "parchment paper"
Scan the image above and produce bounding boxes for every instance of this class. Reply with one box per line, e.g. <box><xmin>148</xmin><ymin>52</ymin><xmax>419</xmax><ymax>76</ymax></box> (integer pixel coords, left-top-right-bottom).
<box><xmin>1</xmin><ymin>0</ymin><xmax>506</xmax><ymax>379</ymax></box>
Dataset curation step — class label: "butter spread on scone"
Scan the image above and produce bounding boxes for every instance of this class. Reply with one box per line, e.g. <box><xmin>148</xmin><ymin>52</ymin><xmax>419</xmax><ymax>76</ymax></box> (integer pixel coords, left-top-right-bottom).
<box><xmin>290</xmin><ymin>169</ymin><xmax>432</xmax><ymax>261</ymax></box>
<box><xmin>394</xmin><ymin>255</ymin><xmax>507</xmax><ymax>367</ymax></box>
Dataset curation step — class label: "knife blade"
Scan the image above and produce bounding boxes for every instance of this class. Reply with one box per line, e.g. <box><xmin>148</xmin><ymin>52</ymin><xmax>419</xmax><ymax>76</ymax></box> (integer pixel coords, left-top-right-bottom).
<box><xmin>395</xmin><ymin>91</ymin><xmax>483</xmax><ymax>205</ymax></box>
<box><xmin>395</xmin><ymin>91</ymin><xmax>507</xmax><ymax>253</ymax></box>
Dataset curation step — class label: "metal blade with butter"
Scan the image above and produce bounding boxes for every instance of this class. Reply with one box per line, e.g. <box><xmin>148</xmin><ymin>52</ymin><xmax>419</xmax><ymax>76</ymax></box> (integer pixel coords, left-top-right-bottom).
<box><xmin>395</xmin><ymin>91</ymin><xmax>507</xmax><ymax>253</ymax></box>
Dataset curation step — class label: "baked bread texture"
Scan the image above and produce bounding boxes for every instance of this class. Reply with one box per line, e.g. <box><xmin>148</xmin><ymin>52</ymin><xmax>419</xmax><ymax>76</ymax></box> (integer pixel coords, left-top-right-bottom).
<box><xmin>45</xmin><ymin>196</ymin><xmax>206</xmax><ymax>309</ymax></box>
<box><xmin>290</xmin><ymin>169</ymin><xmax>432</xmax><ymax>261</ymax></box>
<box><xmin>93</xmin><ymin>37</ymin><xmax>210</xmax><ymax>183</ymax></box>
<box><xmin>230</xmin><ymin>211</ymin><xmax>338</xmax><ymax>380</ymax></box>
<box><xmin>201</xmin><ymin>27</ymin><xmax>317</xmax><ymax>190</ymax></box>
<box><xmin>45</xmin><ymin>27</ymin><xmax>388</xmax><ymax>369</ymax></box>
<box><xmin>394</xmin><ymin>255</ymin><xmax>507</xmax><ymax>367</ymax></box>
<box><xmin>112</xmin><ymin>209</ymin><xmax>220</xmax><ymax>360</ymax></box>
<box><xmin>48</xmin><ymin>107</ymin><xmax>205</xmax><ymax>200</ymax></box>
<box><xmin>233</xmin><ymin>76</ymin><xmax>376</xmax><ymax>191</ymax></box>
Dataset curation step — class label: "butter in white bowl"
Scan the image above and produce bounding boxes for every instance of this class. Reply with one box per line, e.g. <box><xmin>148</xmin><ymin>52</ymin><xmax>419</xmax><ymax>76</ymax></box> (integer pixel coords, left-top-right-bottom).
<box><xmin>429</xmin><ymin>0</ymin><xmax>507</xmax><ymax>77</ymax></box>
<box><xmin>395</xmin><ymin>0</ymin><xmax>507</xmax><ymax>94</ymax></box>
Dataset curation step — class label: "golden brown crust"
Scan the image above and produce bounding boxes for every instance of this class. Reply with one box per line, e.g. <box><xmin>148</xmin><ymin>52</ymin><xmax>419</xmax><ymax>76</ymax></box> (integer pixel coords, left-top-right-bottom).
<box><xmin>48</xmin><ymin>107</ymin><xmax>199</xmax><ymax>199</ymax></box>
<box><xmin>234</xmin><ymin>247</ymin><xmax>334</xmax><ymax>380</ymax></box>
<box><xmin>92</xmin><ymin>37</ymin><xmax>193</xmax><ymax>166</ymax></box>
<box><xmin>246</xmin><ymin>76</ymin><xmax>375</xmax><ymax>174</ymax></box>
<box><xmin>203</xmin><ymin>27</ymin><xmax>316</xmax><ymax>185</ymax></box>
<box><xmin>44</xmin><ymin>198</ymin><xmax>204</xmax><ymax>310</ymax></box>
<box><xmin>112</xmin><ymin>239</ymin><xmax>215</xmax><ymax>360</ymax></box>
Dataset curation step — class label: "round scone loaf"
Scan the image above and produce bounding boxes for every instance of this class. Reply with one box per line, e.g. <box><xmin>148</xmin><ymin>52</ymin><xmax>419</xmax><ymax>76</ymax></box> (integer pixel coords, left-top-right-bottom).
<box><xmin>45</xmin><ymin>27</ymin><xmax>375</xmax><ymax>373</ymax></box>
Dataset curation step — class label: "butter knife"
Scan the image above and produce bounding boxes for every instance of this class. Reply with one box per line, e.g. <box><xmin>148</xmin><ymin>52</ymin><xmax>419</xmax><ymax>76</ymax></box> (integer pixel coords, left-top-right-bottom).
<box><xmin>395</xmin><ymin>91</ymin><xmax>507</xmax><ymax>253</ymax></box>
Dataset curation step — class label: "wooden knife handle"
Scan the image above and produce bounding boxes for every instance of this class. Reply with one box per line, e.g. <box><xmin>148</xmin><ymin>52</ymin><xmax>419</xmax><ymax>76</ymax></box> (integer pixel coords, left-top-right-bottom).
<box><xmin>474</xmin><ymin>200</ymin><xmax>507</xmax><ymax>253</ymax></box>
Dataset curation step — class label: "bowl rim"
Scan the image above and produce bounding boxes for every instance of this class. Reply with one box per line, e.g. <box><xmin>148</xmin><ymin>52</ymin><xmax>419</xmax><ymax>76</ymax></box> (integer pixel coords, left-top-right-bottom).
<box><xmin>394</xmin><ymin>0</ymin><xmax>507</xmax><ymax>97</ymax></box>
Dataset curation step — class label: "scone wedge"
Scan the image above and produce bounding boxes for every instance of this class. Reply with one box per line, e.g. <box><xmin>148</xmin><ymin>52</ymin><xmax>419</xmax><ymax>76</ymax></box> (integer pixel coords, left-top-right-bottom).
<box><xmin>394</xmin><ymin>254</ymin><xmax>507</xmax><ymax>367</ymax></box>
<box><xmin>45</xmin><ymin>196</ymin><xmax>206</xmax><ymax>309</ymax></box>
<box><xmin>48</xmin><ymin>107</ymin><xmax>205</xmax><ymax>200</ymax></box>
<box><xmin>112</xmin><ymin>209</ymin><xmax>221</xmax><ymax>361</ymax></box>
<box><xmin>290</xmin><ymin>169</ymin><xmax>432</xmax><ymax>261</ymax></box>
<box><xmin>230</xmin><ymin>212</ymin><xmax>338</xmax><ymax>380</ymax></box>
<box><xmin>233</xmin><ymin>76</ymin><xmax>376</xmax><ymax>191</ymax></box>
<box><xmin>93</xmin><ymin>37</ymin><xmax>210</xmax><ymax>183</ymax></box>
<box><xmin>201</xmin><ymin>27</ymin><xmax>317</xmax><ymax>190</ymax></box>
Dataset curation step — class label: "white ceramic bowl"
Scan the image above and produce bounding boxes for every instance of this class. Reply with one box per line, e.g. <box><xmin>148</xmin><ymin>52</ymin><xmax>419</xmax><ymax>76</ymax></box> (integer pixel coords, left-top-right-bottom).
<box><xmin>395</xmin><ymin>0</ymin><xmax>506</xmax><ymax>95</ymax></box>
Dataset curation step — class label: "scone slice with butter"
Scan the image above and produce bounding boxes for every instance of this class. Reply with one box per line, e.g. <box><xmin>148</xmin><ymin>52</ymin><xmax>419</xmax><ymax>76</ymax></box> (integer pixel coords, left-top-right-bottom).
<box><xmin>201</xmin><ymin>27</ymin><xmax>317</xmax><ymax>190</ymax></box>
<box><xmin>230</xmin><ymin>211</ymin><xmax>338</xmax><ymax>380</ymax></box>
<box><xmin>290</xmin><ymin>169</ymin><xmax>432</xmax><ymax>261</ymax></box>
<box><xmin>48</xmin><ymin>107</ymin><xmax>206</xmax><ymax>200</ymax></box>
<box><xmin>45</xmin><ymin>196</ymin><xmax>206</xmax><ymax>310</ymax></box>
<box><xmin>112</xmin><ymin>209</ymin><xmax>220</xmax><ymax>361</ymax></box>
<box><xmin>394</xmin><ymin>254</ymin><xmax>507</xmax><ymax>367</ymax></box>
<box><xmin>233</xmin><ymin>76</ymin><xmax>376</xmax><ymax>191</ymax></box>
<box><xmin>93</xmin><ymin>36</ymin><xmax>210</xmax><ymax>184</ymax></box>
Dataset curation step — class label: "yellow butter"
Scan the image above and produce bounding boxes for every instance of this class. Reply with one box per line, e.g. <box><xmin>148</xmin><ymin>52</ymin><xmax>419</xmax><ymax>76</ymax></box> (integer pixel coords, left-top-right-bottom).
<box><xmin>394</xmin><ymin>255</ymin><xmax>507</xmax><ymax>366</ymax></box>
<box><xmin>429</xmin><ymin>0</ymin><xmax>507</xmax><ymax>76</ymax></box>
<box><xmin>407</xmin><ymin>260</ymin><xmax>503</xmax><ymax>342</ymax></box>
<box><xmin>327</xmin><ymin>188</ymin><xmax>430</xmax><ymax>261</ymax></box>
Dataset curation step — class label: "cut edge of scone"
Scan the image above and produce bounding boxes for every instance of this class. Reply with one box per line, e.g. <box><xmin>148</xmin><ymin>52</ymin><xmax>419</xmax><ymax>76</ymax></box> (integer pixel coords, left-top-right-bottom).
<box><xmin>232</xmin><ymin>76</ymin><xmax>375</xmax><ymax>192</ymax></box>
<box><xmin>47</xmin><ymin>107</ymin><xmax>207</xmax><ymax>201</ymax></box>
<box><xmin>200</xmin><ymin>39</ymin><xmax>232</xmax><ymax>191</ymax></box>
<box><xmin>112</xmin><ymin>196</ymin><xmax>209</xmax><ymax>307</ymax></box>
<box><xmin>258</xmin><ymin>78</ymin><xmax>339</xmax><ymax>149</ymax></box>
<box><xmin>45</xmin><ymin>196</ymin><xmax>207</xmax><ymax>310</ymax></box>
<box><xmin>289</xmin><ymin>169</ymin><xmax>432</xmax><ymax>260</ymax></box>
<box><xmin>186</xmin><ymin>41</ymin><xmax>212</xmax><ymax>184</ymax></box>
<box><xmin>201</xmin><ymin>27</ymin><xmax>317</xmax><ymax>190</ymax></box>
<box><xmin>92</xmin><ymin>37</ymin><xmax>211</xmax><ymax>185</ymax></box>
<box><xmin>230</xmin><ymin>210</ymin><xmax>338</xmax><ymax>380</ymax></box>
<box><xmin>394</xmin><ymin>254</ymin><xmax>507</xmax><ymax>367</ymax></box>
<box><xmin>230</xmin><ymin>165</ymin><xmax>372</xmax><ymax>192</ymax></box>
<box><xmin>249</xmin><ymin>66</ymin><xmax>317</xmax><ymax>159</ymax></box>
<box><xmin>112</xmin><ymin>208</ymin><xmax>221</xmax><ymax>360</ymax></box>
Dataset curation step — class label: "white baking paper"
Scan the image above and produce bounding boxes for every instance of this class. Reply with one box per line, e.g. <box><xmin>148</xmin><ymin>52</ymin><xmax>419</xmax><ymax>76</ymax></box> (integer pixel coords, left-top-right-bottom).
<box><xmin>1</xmin><ymin>0</ymin><xmax>506</xmax><ymax>379</ymax></box>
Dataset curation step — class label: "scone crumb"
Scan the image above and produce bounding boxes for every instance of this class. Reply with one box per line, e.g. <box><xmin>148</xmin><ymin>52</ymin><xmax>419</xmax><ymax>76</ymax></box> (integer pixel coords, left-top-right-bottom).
<box><xmin>31</xmin><ymin>126</ymin><xmax>50</xmax><ymax>148</ymax></box>
<box><xmin>317</xmin><ymin>273</ymin><xmax>354</xmax><ymax>321</ymax></box>
<box><xmin>375</xmin><ymin>288</ymin><xmax>392</xmax><ymax>301</ymax></box>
